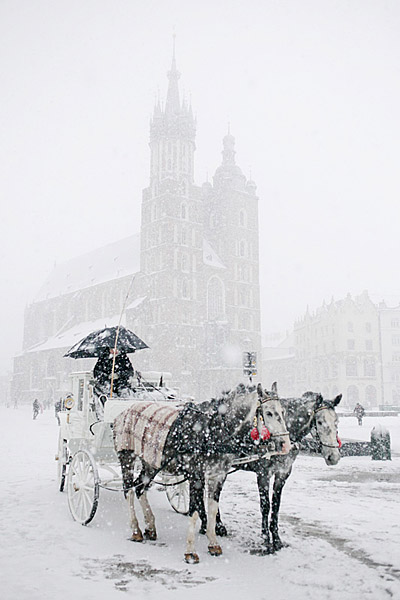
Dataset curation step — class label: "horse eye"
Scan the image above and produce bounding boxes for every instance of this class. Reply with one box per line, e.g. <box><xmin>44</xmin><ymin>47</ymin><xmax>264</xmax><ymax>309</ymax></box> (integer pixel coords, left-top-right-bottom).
<box><xmin>265</xmin><ymin>410</ymin><xmax>273</xmax><ymax>418</ymax></box>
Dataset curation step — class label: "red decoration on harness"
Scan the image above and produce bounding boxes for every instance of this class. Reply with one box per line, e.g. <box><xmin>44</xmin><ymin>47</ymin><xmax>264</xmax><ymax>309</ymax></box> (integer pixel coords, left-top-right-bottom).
<box><xmin>261</xmin><ymin>426</ymin><xmax>271</xmax><ymax>441</ymax></box>
<box><xmin>337</xmin><ymin>436</ymin><xmax>342</xmax><ymax>448</ymax></box>
<box><xmin>251</xmin><ymin>426</ymin><xmax>271</xmax><ymax>441</ymax></box>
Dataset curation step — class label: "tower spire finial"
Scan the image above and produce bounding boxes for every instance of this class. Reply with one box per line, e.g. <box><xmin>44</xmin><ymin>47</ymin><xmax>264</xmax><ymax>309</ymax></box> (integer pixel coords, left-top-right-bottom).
<box><xmin>165</xmin><ymin>30</ymin><xmax>180</xmax><ymax>114</ymax></box>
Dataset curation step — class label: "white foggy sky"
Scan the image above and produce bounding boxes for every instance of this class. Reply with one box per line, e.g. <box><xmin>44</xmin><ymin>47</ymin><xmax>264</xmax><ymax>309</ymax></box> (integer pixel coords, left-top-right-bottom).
<box><xmin>1</xmin><ymin>0</ymin><xmax>400</xmax><ymax>374</ymax></box>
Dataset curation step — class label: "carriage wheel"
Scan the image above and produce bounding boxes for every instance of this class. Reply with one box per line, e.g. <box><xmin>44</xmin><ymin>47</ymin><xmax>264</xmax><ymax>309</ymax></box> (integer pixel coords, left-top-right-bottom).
<box><xmin>56</xmin><ymin>434</ymin><xmax>68</xmax><ymax>492</ymax></box>
<box><xmin>166</xmin><ymin>479</ymin><xmax>190</xmax><ymax>515</ymax></box>
<box><xmin>67</xmin><ymin>449</ymin><xmax>99</xmax><ymax>525</ymax></box>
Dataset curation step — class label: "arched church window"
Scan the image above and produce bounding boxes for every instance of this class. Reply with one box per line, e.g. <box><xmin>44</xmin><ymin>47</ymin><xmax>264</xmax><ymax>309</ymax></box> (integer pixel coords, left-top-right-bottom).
<box><xmin>181</xmin><ymin>252</ymin><xmax>189</xmax><ymax>272</ymax></box>
<box><xmin>207</xmin><ymin>276</ymin><xmax>225</xmax><ymax>321</ymax></box>
<box><xmin>181</xmin><ymin>227</ymin><xmax>187</xmax><ymax>245</ymax></box>
<box><xmin>182</xmin><ymin>277</ymin><xmax>190</xmax><ymax>299</ymax></box>
<box><xmin>239</xmin><ymin>209</ymin><xmax>247</xmax><ymax>227</ymax></box>
<box><xmin>181</xmin><ymin>202</ymin><xmax>188</xmax><ymax>219</ymax></box>
<box><xmin>209</xmin><ymin>212</ymin><xmax>218</xmax><ymax>229</ymax></box>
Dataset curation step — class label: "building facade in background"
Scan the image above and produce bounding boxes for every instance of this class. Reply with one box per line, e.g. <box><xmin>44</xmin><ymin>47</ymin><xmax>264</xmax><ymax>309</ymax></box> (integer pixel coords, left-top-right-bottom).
<box><xmin>11</xmin><ymin>50</ymin><xmax>261</xmax><ymax>404</ymax></box>
<box><xmin>262</xmin><ymin>291</ymin><xmax>400</xmax><ymax>409</ymax></box>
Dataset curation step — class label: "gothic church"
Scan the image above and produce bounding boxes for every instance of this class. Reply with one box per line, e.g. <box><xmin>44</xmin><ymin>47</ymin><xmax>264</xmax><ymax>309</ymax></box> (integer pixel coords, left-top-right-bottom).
<box><xmin>12</xmin><ymin>49</ymin><xmax>261</xmax><ymax>403</ymax></box>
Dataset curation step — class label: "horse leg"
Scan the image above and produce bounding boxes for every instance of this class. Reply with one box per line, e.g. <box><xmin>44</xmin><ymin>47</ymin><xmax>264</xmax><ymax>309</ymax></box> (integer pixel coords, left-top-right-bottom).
<box><xmin>127</xmin><ymin>489</ymin><xmax>143</xmax><ymax>542</ymax></box>
<box><xmin>139</xmin><ymin>491</ymin><xmax>157</xmax><ymax>540</ymax></box>
<box><xmin>205</xmin><ymin>476</ymin><xmax>223</xmax><ymax>555</ymax></box>
<box><xmin>185</xmin><ymin>510</ymin><xmax>200</xmax><ymax>563</ymax></box>
<box><xmin>257</xmin><ymin>470</ymin><xmax>273</xmax><ymax>553</ymax></box>
<box><xmin>184</xmin><ymin>478</ymin><xmax>205</xmax><ymax>563</ymax></box>
<box><xmin>211</xmin><ymin>476</ymin><xmax>228</xmax><ymax>537</ymax></box>
<box><xmin>119</xmin><ymin>450</ymin><xmax>145</xmax><ymax>542</ymax></box>
<box><xmin>270</xmin><ymin>472</ymin><xmax>291</xmax><ymax>551</ymax></box>
<box><xmin>199</xmin><ymin>477</ymin><xmax>227</xmax><ymax>537</ymax></box>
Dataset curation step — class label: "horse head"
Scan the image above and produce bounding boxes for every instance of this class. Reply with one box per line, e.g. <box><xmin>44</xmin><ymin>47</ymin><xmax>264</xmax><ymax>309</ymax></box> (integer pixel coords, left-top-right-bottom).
<box><xmin>255</xmin><ymin>382</ymin><xmax>291</xmax><ymax>455</ymax></box>
<box><xmin>304</xmin><ymin>391</ymin><xmax>342</xmax><ymax>466</ymax></box>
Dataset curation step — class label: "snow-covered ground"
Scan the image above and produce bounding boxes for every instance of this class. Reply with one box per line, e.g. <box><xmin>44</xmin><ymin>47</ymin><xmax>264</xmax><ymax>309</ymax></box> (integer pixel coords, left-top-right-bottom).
<box><xmin>0</xmin><ymin>406</ymin><xmax>399</xmax><ymax>600</ymax></box>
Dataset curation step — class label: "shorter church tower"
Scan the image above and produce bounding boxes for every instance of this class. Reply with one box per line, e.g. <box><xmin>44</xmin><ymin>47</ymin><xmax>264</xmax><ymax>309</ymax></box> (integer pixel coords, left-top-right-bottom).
<box><xmin>200</xmin><ymin>130</ymin><xmax>262</xmax><ymax>394</ymax></box>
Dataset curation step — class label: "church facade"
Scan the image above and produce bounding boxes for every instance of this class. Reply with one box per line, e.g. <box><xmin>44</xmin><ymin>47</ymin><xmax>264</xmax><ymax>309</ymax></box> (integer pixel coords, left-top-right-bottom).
<box><xmin>11</xmin><ymin>51</ymin><xmax>262</xmax><ymax>404</ymax></box>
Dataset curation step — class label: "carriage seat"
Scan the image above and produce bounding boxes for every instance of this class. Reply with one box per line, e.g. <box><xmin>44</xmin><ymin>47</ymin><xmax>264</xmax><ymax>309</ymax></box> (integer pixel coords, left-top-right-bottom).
<box><xmin>103</xmin><ymin>399</ymin><xmax>139</xmax><ymax>423</ymax></box>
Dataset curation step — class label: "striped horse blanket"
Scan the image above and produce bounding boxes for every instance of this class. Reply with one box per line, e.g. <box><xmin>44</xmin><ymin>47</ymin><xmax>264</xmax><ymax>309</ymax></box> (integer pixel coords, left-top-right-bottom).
<box><xmin>113</xmin><ymin>401</ymin><xmax>182</xmax><ymax>469</ymax></box>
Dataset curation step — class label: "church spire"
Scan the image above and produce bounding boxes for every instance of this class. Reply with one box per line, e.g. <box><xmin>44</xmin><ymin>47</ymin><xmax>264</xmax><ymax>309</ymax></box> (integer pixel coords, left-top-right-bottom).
<box><xmin>165</xmin><ymin>34</ymin><xmax>181</xmax><ymax>115</ymax></box>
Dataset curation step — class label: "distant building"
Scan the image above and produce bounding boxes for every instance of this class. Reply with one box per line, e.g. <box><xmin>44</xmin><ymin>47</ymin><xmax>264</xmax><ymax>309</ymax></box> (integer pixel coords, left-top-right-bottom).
<box><xmin>378</xmin><ymin>301</ymin><xmax>400</xmax><ymax>408</ymax></box>
<box><xmin>261</xmin><ymin>332</ymin><xmax>296</xmax><ymax>397</ymax></box>
<box><xmin>11</xmin><ymin>48</ymin><xmax>261</xmax><ymax>404</ymax></box>
<box><xmin>263</xmin><ymin>291</ymin><xmax>400</xmax><ymax>409</ymax></box>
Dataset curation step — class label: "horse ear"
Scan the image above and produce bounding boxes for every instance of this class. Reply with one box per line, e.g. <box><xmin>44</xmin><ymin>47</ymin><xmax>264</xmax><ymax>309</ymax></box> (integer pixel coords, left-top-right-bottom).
<box><xmin>316</xmin><ymin>393</ymin><xmax>324</xmax><ymax>406</ymax></box>
<box><xmin>333</xmin><ymin>394</ymin><xmax>342</xmax><ymax>406</ymax></box>
<box><xmin>271</xmin><ymin>382</ymin><xmax>278</xmax><ymax>395</ymax></box>
<box><xmin>257</xmin><ymin>383</ymin><xmax>263</xmax><ymax>397</ymax></box>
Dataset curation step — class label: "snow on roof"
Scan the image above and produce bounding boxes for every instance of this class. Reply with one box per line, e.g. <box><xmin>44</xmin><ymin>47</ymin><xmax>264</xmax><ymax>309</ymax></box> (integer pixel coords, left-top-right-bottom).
<box><xmin>26</xmin><ymin>313</ymin><xmax>126</xmax><ymax>353</ymax></box>
<box><xmin>126</xmin><ymin>296</ymin><xmax>147</xmax><ymax>311</ymax></box>
<box><xmin>34</xmin><ymin>234</ymin><xmax>140</xmax><ymax>302</ymax></box>
<box><xmin>203</xmin><ymin>239</ymin><xmax>226</xmax><ymax>269</ymax></box>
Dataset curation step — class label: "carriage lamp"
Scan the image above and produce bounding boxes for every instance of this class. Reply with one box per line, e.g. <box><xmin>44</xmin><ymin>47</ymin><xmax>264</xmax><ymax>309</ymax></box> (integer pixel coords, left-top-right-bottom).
<box><xmin>65</xmin><ymin>396</ymin><xmax>75</xmax><ymax>423</ymax></box>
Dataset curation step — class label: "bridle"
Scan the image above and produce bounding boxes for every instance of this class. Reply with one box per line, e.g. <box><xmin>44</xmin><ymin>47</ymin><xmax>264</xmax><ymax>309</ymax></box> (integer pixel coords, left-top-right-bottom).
<box><xmin>310</xmin><ymin>404</ymin><xmax>342</xmax><ymax>450</ymax></box>
<box><xmin>251</xmin><ymin>394</ymin><xmax>289</xmax><ymax>443</ymax></box>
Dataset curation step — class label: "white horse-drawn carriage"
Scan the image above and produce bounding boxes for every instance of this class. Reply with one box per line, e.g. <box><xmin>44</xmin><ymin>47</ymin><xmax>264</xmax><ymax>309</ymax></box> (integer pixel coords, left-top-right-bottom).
<box><xmin>56</xmin><ymin>369</ymin><xmax>190</xmax><ymax>525</ymax></box>
<box><xmin>56</xmin><ymin>326</ymin><xmax>341</xmax><ymax>561</ymax></box>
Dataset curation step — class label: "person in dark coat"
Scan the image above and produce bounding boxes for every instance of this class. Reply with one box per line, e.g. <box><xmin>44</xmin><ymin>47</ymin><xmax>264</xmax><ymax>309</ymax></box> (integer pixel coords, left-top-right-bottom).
<box><xmin>33</xmin><ymin>398</ymin><xmax>40</xmax><ymax>420</ymax></box>
<box><xmin>93</xmin><ymin>347</ymin><xmax>113</xmax><ymax>393</ymax></box>
<box><xmin>112</xmin><ymin>351</ymin><xmax>134</xmax><ymax>395</ymax></box>
<box><xmin>354</xmin><ymin>402</ymin><xmax>365</xmax><ymax>426</ymax></box>
<box><xmin>54</xmin><ymin>398</ymin><xmax>62</xmax><ymax>425</ymax></box>
<box><xmin>93</xmin><ymin>347</ymin><xmax>134</xmax><ymax>396</ymax></box>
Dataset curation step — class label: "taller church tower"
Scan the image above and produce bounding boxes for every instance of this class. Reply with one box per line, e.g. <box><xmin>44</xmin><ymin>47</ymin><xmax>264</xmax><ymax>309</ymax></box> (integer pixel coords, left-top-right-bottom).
<box><xmin>133</xmin><ymin>42</ymin><xmax>262</xmax><ymax>399</ymax></box>
<box><xmin>138</xmin><ymin>43</ymin><xmax>206</xmax><ymax>396</ymax></box>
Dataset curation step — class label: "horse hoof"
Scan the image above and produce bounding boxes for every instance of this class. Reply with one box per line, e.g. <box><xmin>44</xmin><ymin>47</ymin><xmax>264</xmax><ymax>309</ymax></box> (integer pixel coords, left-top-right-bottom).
<box><xmin>184</xmin><ymin>553</ymin><xmax>200</xmax><ymax>564</ymax></box>
<box><xmin>215</xmin><ymin>523</ymin><xmax>228</xmax><ymax>537</ymax></box>
<box><xmin>130</xmin><ymin>531</ymin><xmax>144</xmax><ymax>542</ymax></box>
<box><xmin>144</xmin><ymin>529</ymin><xmax>157</xmax><ymax>541</ymax></box>
<box><xmin>273</xmin><ymin>541</ymin><xmax>288</xmax><ymax>551</ymax></box>
<box><xmin>208</xmin><ymin>544</ymin><xmax>223</xmax><ymax>556</ymax></box>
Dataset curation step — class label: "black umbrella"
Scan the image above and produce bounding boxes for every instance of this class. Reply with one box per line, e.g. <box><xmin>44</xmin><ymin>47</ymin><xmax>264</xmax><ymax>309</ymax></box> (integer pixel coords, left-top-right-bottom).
<box><xmin>64</xmin><ymin>326</ymin><xmax>149</xmax><ymax>358</ymax></box>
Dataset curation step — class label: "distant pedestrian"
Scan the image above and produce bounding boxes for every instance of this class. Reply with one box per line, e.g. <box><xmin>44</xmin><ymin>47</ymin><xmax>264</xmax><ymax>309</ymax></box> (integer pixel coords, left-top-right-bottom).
<box><xmin>54</xmin><ymin>398</ymin><xmax>62</xmax><ymax>425</ymax></box>
<box><xmin>33</xmin><ymin>399</ymin><xmax>40</xmax><ymax>420</ymax></box>
<box><xmin>354</xmin><ymin>402</ymin><xmax>365</xmax><ymax>426</ymax></box>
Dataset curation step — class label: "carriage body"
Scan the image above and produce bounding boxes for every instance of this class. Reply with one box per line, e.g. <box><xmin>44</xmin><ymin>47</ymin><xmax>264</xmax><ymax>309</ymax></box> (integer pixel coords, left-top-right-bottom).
<box><xmin>56</xmin><ymin>370</ymin><xmax>189</xmax><ymax>524</ymax></box>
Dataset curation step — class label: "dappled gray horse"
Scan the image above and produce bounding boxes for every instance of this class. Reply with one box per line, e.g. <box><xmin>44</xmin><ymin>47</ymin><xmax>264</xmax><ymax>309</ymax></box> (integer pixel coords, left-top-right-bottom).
<box><xmin>209</xmin><ymin>388</ymin><xmax>342</xmax><ymax>553</ymax></box>
<box><xmin>114</xmin><ymin>383</ymin><xmax>290</xmax><ymax>563</ymax></box>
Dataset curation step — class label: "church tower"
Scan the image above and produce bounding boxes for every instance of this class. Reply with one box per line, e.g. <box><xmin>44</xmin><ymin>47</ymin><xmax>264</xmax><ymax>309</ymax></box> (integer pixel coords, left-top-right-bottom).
<box><xmin>138</xmin><ymin>42</ymin><xmax>206</xmax><ymax>395</ymax></box>
<box><xmin>201</xmin><ymin>130</ymin><xmax>262</xmax><ymax>392</ymax></box>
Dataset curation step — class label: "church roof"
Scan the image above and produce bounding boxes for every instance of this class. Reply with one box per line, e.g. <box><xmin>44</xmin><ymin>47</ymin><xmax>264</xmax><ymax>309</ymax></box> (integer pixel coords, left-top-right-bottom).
<box><xmin>34</xmin><ymin>234</ymin><xmax>140</xmax><ymax>302</ymax></box>
<box><xmin>26</xmin><ymin>313</ymin><xmax>126</xmax><ymax>353</ymax></box>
